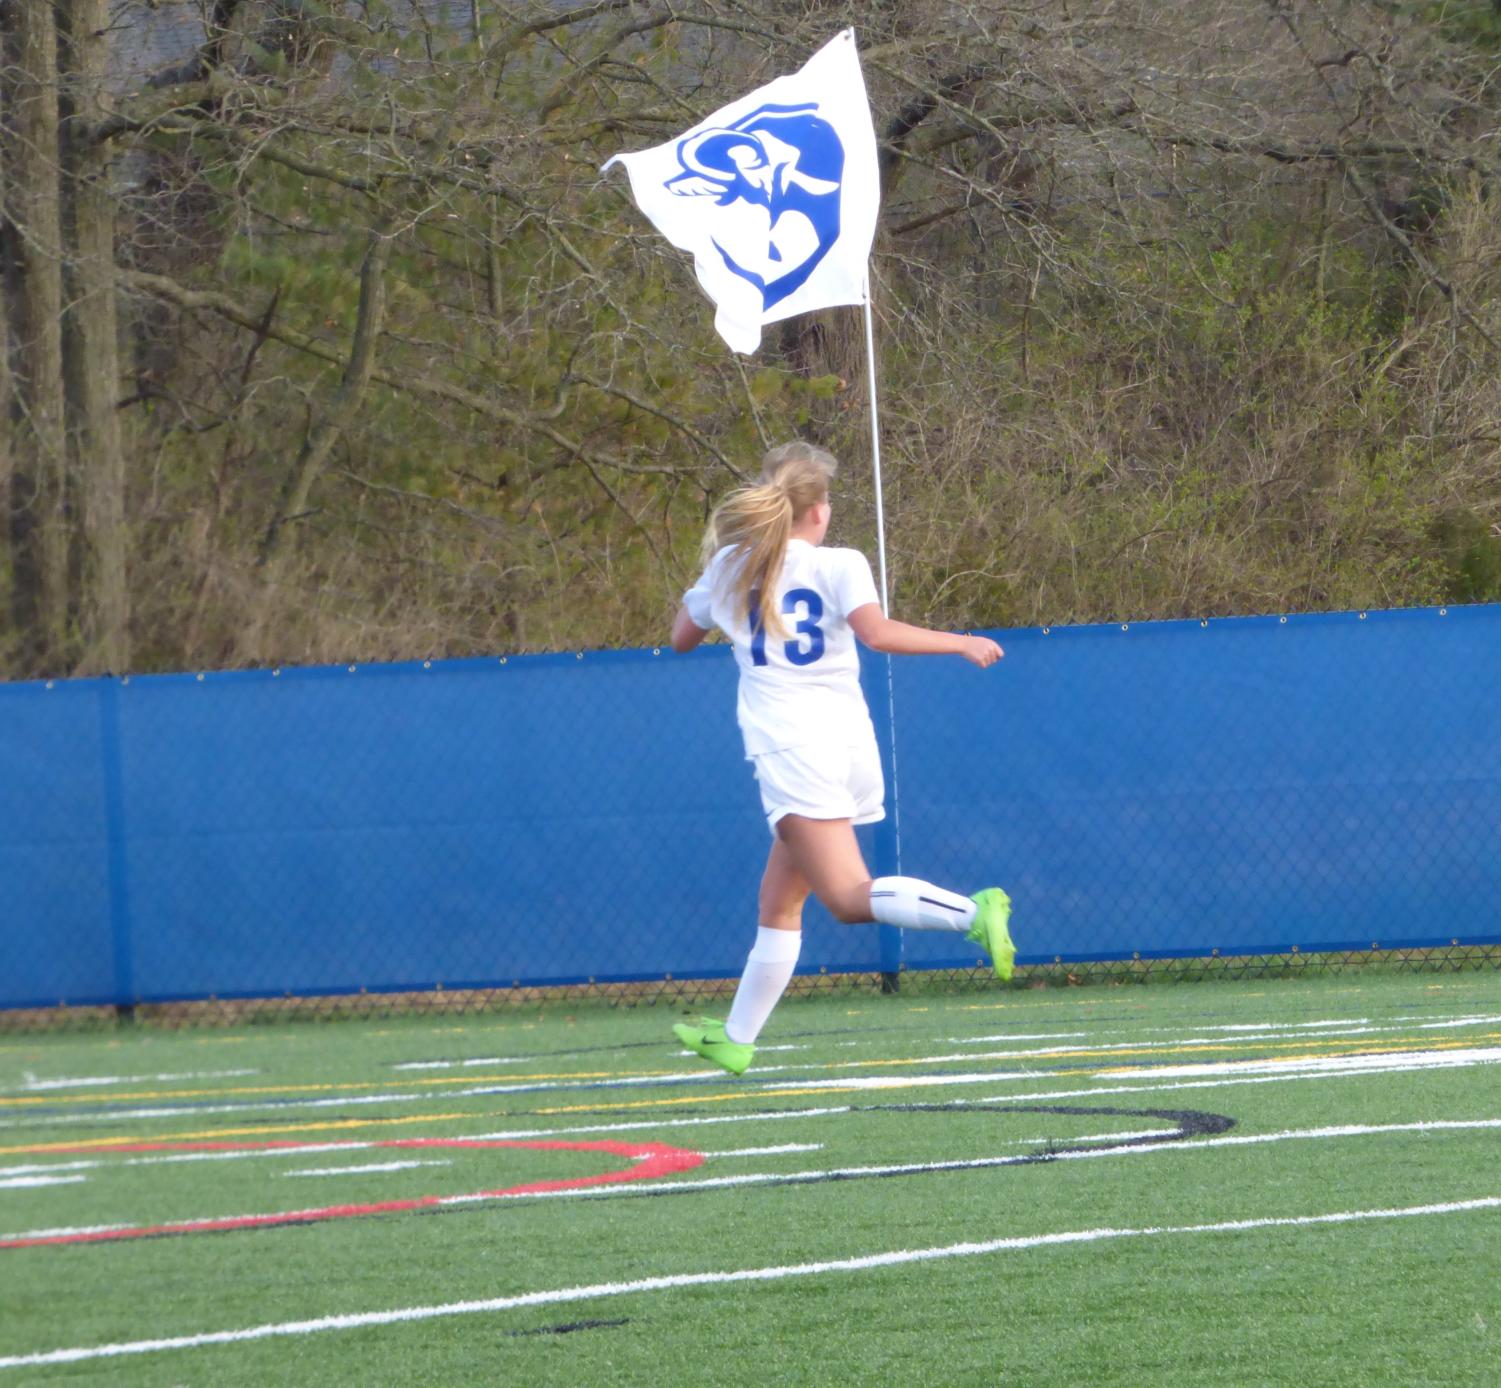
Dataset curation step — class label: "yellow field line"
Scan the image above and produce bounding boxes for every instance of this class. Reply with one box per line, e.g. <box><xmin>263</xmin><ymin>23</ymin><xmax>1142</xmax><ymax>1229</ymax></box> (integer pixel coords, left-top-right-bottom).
<box><xmin>1091</xmin><ymin>1034</ymin><xmax>1501</xmax><ymax>1076</ymax></box>
<box><xmin>532</xmin><ymin>1091</ymin><xmax>765</xmax><ymax>1117</ymax></box>
<box><xmin>822</xmin><ymin>1032</ymin><xmax>1501</xmax><ymax>1073</ymax></box>
<box><xmin>6</xmin><ymin>1031</ymin><xmax>1498</xmax><ymax>1109</ymax></box>
<box><xmin>6</xmin><ymin>1034</ymin><xmax>1496</xmax><ymax>1146</ymax></box>
<box><xmin>0</xmin><ymin>1069</ymin><xmax>681</xmax><ymax>1109</ymax></box>
<box><xmin>0</xmin><ymin>1111</ymin><xmax>478</xmax><ymax>1155</ymax></box>
<box><xmin>5</xmin><ymin>1033</ymin><xmax>1498</xmax><ymax>1151</ymax></box>
<box><xmin>527</xmin><ymin>1036</ymin><xmax>1501</xmax><ymax>1115</ymax></box>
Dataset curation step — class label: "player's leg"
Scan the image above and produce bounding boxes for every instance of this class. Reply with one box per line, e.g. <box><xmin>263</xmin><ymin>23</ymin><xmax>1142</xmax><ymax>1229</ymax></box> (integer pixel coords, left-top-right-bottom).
<box><xmin>770</xmin><ymin>813</ymin><xmax>876</xmax><ymax>923</ymax></box>
<box><xmin>724</xmin><ymin>839</ymin><xmax>808</xmax><ymax>1043</ymax></box>
<box><xmin>674</xmin><ymin>744</ymin><xmax>1016</xmax><ymax>1074</ymax></box>
<box><xmin>758</xmin><ymin>833</ymin><xmax>812</xmax><ymax>929</ymax></box>
<box><xmin>775</xmin><ymin>814</ymin><xmax>1016</xmax><ymax>979</ymax></box>
<box><xmin>774</xmin><ymin>814</ymin><xmax>975</xmax><ymax>928</ymax></box>
<box><xmin>673</xmin><ymin>839</ymin><xmax>811</xmax><ymax>1075</ymax></box>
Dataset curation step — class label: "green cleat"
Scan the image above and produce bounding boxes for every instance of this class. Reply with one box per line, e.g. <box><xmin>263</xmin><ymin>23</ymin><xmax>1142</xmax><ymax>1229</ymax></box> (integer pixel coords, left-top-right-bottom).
<box><xmin>966</xmin><ymin>887</ymin><xmax>1016</xmax><ymax>981</ymax></box>
<box><xmin>673</xmin><ymin>1016</ymin><xmax>755</xmax><ymax>1076</ymax></box>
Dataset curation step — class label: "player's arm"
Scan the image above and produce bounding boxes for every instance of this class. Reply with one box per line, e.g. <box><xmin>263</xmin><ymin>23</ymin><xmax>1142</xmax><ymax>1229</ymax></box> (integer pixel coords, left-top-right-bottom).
<box><xmin>671</xmin><ymin>604</ymin><xmax>711</xmax><ymax>653</ymax></box>
<box><xmin>847</xmin><ymin>603</ymin><xmax>1002</xmax><ymax>668</ymax></box>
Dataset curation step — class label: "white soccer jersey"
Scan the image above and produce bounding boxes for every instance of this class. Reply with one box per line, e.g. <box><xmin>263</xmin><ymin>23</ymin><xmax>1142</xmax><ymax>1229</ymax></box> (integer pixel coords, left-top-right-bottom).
<box><xmin>683</xmin><ymin>538</ymin><xmax>881</xmax><ymax>757</ymax></box>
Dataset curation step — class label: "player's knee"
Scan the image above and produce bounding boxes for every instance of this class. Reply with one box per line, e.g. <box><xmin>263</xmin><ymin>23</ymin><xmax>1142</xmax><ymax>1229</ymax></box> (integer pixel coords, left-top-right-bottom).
<box><xmin>826</xmin><ymin>886</ymin><xmax>872</xmax><ymax>925</ymax></box>
<box><xmin>760</xmin><ymin>883</ymin><xmax>808</xmax><ymax>921</ymax></box>
<box><xmin>762</xmin><ymin>900</ymin><xmax>807</xmax><ymax>930</ymax></box>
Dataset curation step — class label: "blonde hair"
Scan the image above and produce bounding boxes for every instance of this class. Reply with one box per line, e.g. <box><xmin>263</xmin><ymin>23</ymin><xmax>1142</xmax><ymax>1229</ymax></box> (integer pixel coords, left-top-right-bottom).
<box><xmin>703</xmin><ymin>442</ymin><xmax>839</xmax><ymax>641</ymax></box>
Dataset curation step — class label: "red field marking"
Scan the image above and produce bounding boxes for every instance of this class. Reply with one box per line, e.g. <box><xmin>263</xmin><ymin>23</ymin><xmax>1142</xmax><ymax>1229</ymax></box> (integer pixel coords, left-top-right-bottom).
<box><xmin>0</xmin><ymin>1138</ymin><xmax>703</xmax><ymax>1250</ymax></box>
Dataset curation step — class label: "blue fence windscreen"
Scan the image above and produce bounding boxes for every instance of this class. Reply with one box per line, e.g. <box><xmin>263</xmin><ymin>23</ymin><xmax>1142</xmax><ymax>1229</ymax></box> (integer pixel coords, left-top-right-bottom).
<box><xmin>891</xmin><ymin>606</ymin><xmax>1501</xmax><ymax>969</ymax></box>
<box><xmin>3</xmin><ymin>605</ymin><xmax>1499</xmax><ymax>1009</ymax></box>
<box><xmin>0</xmin><ymin>680</ymin><xmax>116</xmax><ymax>1006</ymax></box>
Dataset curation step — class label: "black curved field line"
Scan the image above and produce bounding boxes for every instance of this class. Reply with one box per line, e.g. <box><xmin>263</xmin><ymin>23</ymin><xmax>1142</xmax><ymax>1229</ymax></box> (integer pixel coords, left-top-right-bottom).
<box><xmin>55</xmin><ymin>1101</ymin><xmax>1240</xmax><ymax>1245</ymax></box>
<box><xmin>684</xmin><ymin>1101</ymin><xmax>1239</xmax><ymax>1191</ymax></box>
<box><xmin>869</xmin><ymin>1102</ymin><xmax>1236</xmax><ymax>1143</ymax></box>
<box><xmin>60</xmin><ymin>1102</ymin><xmax>1239</xmax><ymax>1248</ymax></box>
<box><xmin>508</xmin><ymin>1318</ymin><xmax>630</xmax><ymax>1337</ymax></box>
<box><xmin>413</xmin><ymin>1101</ymin><xmax>1235</xmax><ymax>1220</ymax></box>
<box><xmin>515</xmin><ymin>1101</ymin><xmax>1238</xmax><ymax>1204</ymax></box>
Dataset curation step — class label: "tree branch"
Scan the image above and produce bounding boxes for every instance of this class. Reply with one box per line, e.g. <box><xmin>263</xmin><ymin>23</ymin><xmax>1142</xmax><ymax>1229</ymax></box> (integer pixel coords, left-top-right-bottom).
<box><xmin>257</xmin><ymin>222</ymin><xmax>394</xmax><ymax>568</ymax></box>
<box><xmin>122</xmin><ymin>269</ymin><xmax>675</xmax><ymax>484</ymax></box>
<box><xmin>1339</xmin><ymin>158</ymin><xmax>1501</xmax><ymax>356</ymax></box>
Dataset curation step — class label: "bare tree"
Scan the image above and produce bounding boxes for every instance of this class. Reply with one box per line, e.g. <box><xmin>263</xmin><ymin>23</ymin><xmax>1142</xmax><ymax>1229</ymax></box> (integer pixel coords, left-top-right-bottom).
<box><xmin>4</xmin><ymin>0</ymin><xmax>70</xmax><ymax>667</ymax></box>
<box><xmin>61</xmin><ymin>0</ymin><xmax>130</xmax><ymax>672</ymax></box>
<box><xmin>1</xmin><ymin>1</ymin><xmax>1497</xmax><ymax>677</ymax></box>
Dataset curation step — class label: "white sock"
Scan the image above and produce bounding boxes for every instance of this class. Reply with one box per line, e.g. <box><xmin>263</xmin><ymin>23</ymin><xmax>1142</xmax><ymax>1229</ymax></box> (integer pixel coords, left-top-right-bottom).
<box><xmin>724</xmin><ymin>926</ymin><xmax>802</xmax><ymax>1045</ymax></box>
<box><xmin>868</xmin><ymin>876</ymin><xmax>977</xmax><ymax>933</ymax></box>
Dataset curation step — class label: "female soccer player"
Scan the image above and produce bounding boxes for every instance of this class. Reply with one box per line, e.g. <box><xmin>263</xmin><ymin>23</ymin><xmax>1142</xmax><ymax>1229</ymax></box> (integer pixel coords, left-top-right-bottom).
<box><xmin>669</xmin><ymin>440</ymin><xmax>1014</xmax><ymax>1075</ymax></box>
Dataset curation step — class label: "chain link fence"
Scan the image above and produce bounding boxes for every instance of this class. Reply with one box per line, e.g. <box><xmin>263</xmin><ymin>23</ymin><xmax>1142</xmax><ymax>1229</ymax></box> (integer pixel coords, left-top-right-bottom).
<box><xmin>3</xmin><ymin>605</ymin><xmax>1499</xmax><ymax>1032</ymax></box>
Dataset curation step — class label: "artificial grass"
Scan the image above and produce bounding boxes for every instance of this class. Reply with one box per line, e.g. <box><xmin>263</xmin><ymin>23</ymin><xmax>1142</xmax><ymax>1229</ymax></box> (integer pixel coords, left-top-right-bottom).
<box><xmin>0</xmin><ymin>971</ymin><xmax>1497</xmax><ymax>1384</ymax></box>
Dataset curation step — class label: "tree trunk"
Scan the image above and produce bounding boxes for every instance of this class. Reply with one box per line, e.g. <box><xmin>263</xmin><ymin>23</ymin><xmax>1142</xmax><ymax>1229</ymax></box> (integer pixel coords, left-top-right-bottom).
<box><xmin>8</xmin><ymin>0</ymin><xmax>70</xmax><ymax>669</ymax></box>
<box><xmin>0</xmin><ymin>240</ymin><xmax>13</xmax><ymax>648</ymax></box>
<box><xmin>60</xmin><ymin>0</ymin><xmax>129</xmax><ymax>674</ymax></box>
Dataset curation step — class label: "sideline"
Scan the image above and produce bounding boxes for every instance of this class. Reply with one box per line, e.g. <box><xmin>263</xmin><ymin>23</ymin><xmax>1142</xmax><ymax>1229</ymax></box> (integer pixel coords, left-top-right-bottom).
<box><xmin>2</xmin><ymin>1196</ymin><xmax>1497</xmax><ymax>1370</ymax></box>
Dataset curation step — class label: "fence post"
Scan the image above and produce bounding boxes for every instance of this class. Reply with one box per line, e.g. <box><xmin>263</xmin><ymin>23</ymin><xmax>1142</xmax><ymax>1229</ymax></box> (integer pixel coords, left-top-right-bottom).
<box><xmin>99</xmin><ymin>676</ymin><xmax>136</xmax><ymax>1021</ymax></box>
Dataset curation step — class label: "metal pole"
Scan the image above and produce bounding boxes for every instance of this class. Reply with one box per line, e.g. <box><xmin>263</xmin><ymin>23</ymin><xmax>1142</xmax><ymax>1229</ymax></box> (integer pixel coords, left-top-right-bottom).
<box><xmin>862</xmin><ymin>284</ymin><xmax>890</xmax><ymax>615</ymax></box>
<box><xmin>863</xmin><ymin>281</ymin><xmax>904</xmax><ymax>990</ymax></box>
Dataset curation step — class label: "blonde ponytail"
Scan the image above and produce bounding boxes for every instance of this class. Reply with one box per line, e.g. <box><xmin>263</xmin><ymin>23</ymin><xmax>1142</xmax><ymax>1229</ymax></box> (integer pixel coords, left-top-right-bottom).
<box><xmin>703</xmin><ymin>442</ymin><xmax>838</xmax><ymax>641</ymax></box>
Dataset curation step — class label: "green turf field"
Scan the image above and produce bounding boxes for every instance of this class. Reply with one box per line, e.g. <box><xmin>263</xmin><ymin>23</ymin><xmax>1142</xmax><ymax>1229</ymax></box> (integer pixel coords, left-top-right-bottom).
<box><xmin>1</xmin><ymin>971</ymin><xmax>1498</xmax><ymax>1385</ymax></box>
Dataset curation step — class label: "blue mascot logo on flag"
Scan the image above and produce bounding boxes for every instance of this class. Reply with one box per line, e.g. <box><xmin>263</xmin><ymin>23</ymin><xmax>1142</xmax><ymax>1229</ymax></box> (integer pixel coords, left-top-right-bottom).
<box><xmin>665</xmin><ymin>103</ymin><xmax>844</xmax><ymax>312</ymax></box>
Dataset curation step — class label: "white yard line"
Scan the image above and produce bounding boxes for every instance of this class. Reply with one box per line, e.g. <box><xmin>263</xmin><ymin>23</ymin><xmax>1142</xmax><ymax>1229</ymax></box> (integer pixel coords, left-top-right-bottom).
<box><xmin>768</xmin><ymin>1045</ymin><xmax>1501</xmax><ymax>1094</ymax></box>
<box><xmin>0</xmin><ymin>1143</ymin><xmax>365</xmax><ymax>1179</ymax></box>
<box><xmin>392</xmin><ymin>1058</ymin><xmax>529</xmax><ymax>1071</ymax></box>
<box><xmin>5</xmin><ymin>1070</ymin><xmax>257</xmax><ymax>1094</ymax></box>
<box><xmin>946</xmin><ymin>1032</ymin><xmax>1094</xmax><ymax>1043</ymax></box>
<box><xmin>701</xmin><ymin>1144</ymin><xmax>823</xmax><ymax>1159</ymax></box>
<box><xmin>950</xmin><ymin>1019</ymin><xmax>1501</xmax><ymax>1052</ymax></box>
<box><xmin>4</xmin><ymin>1118</ymin><xmax>1495</xmax><ymax>1244</ymax></box>
<box><xmin>767</xmin><ymin>1071</ymin><xmax>1037</xmax><ymax>1092</ymax></box>
<box><xmin>0</xmin><ymin>1094</ymin><xmax>435</xmax><ymax>1130</ymax></box>
<box><xmin>282</xmin><ymin>1161</ymin><xmax>451</xmax><ymax>1178</ymax></box>
<box><xmin>9</xmin><ymin>1015</ymin><xmax>1500</xmax><ymax>1130</ymax></box>
<box><xmin>0</xmin><ymin>1071</ymin><xmax>747</xmax><ymax>1132</ymax></box>
<box><xmin>5</xmin><ymin>1046</ymin><xmax>1497</xmax><ymax>1175</ymax></box>
<box><xmin>0</xmin><ymin>1175</ymin><xmax>86</xmax><ymax>1191</ymax></box>
<box><xmin>462</xmin><ymin>1107</ymin><xmax>854</xmax><ymax>1143</ymax></box>
<box><xmin>0</xmin><ymin>1221</ymin><xmax>133</xmax><ymax>1239</ymax></box>
<box><xmin>1096</xmin><ymin>1045</ymin><xmax>1501</xmax><ymax>1080</ymax></box>
<box><xmin>1010</xmin><ymin>1129</ymin><xmax>1182</xmax><ymax>1146</ymax></box>
<box><xmin>782</xmin><ymin>1030</ymin><xmax>1501</xmax><ymax>1076</ymax></box>
<box><xmin>13</xmin><ymin>1044</ymin><xmax>1493</xmax><ymax>1177</ymax></box>
<box><xmin>529</xmin><ymin>1118</ymin><xmax>1501</xmax><ymax>1203</ymax></box>
<box><xmin>385</xmin><ymin>1048</ymin><xmax>1501</xmax><ymax>1142</ymax></box>
<box><xmin>1183</xmin><ymin>1020</ymin><xmax>1370</xmax><ymax>1032</ymax></box>
<box><xmin>449</xmin><ymin>1051</ymin><xmax>1501</xmax><ymax>1145</ymax></box>
<box><xmin>948</xmin><ymin>1059</ymin><xmax>1501</xmax><ymax>1110</ymax></box>
<box><xmin>2</xmin><ymin>1196</ymin><xmax>1496</xmax><ymax>1370</ymax></box>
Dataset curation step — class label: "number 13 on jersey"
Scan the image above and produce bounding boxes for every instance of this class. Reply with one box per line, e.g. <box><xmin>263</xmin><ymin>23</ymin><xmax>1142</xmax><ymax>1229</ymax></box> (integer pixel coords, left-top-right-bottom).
<box><xmin>750</xmin><ymin>587</ymin><xmax>825</xmax><ymax>667</ymax></box>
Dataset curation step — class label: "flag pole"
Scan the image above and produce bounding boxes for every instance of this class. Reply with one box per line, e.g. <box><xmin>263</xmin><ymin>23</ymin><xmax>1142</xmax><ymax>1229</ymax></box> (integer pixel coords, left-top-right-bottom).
<box><xmin>862</xmin><ymin>276</ymin><xmax>890</xmax><ymax>616</ymax></box>
<box><xmin>862</xmin><ymin>273</ymin><xmax>904</xmax><ymax>990</ymax></box>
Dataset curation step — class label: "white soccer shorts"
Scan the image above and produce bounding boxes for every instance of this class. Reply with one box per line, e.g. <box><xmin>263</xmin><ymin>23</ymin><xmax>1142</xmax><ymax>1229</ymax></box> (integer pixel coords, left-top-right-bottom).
<box><xmin>752</xmin><ymin>737</ymin><xmax>886</xmax><ymax>831</ymax></box>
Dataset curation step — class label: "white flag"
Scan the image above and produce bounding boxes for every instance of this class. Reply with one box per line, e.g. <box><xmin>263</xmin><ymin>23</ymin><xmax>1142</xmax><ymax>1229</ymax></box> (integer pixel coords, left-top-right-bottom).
<box><xmin>603</xmin><ymin>29</ymin><xmax>879</xmax><ymax>355</ymax></box>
